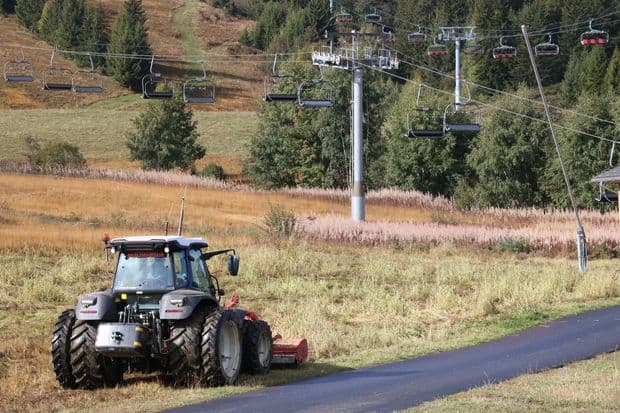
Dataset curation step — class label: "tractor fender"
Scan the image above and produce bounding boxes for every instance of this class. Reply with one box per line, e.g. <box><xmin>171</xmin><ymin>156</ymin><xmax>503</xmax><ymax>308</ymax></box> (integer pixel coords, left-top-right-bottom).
<box><xmin>75</xmin><ymin>290</ymin><xmax>117</xmax><ymax>321</ymax></box>
<box><xmin>159</xmin><ymin>289</ymin><xmax>219</xmax><ymax>320</ymax></box>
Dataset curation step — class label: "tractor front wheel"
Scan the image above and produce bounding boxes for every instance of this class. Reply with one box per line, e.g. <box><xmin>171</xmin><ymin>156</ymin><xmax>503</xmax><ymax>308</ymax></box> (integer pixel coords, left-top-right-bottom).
<box><xmin>201</xmin><ymin>309</ymin><xmax>242</xmax><ymax>385</ymax></box>
<box><xmin>243</xmin><ymin>320</ymin><xmax>272</xmax><ymax>374</ymax></box>
<box><xmin>69</xmin><ymin>321</ymin><xmax>123</xmax><ymax>389</ymax></box>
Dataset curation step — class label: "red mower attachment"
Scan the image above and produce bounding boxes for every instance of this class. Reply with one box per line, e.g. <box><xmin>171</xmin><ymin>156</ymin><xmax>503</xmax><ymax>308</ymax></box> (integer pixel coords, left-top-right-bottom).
<box><xmin>225</xmin><ymin>295</ymin><xmax>308</xmax><ymax>366</ymax></box>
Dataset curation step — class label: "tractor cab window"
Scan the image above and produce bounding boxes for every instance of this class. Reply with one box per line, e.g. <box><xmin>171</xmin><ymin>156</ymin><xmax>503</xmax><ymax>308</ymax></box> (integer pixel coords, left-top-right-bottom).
<box><xmin>173</xmin><ymin>250</ymin><xmax>189</xmax><ymax>288</ymax></box>
<box><xmin>189</xmin><ymin>249</ymin><xmax>211</xmax><ymax>292</ymax></box>
<box><xmin>114</xmin><ymin>252</ymin><xmax>174</xmax><ymax>291</ymax></box>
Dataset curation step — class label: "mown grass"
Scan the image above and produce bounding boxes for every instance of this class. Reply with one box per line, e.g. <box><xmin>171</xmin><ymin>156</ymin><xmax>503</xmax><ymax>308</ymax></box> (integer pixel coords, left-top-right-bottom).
<box><xmin>0</xmin><ymin>109</ymin><xmax>257</xmax><ymax>162</ymax></box>
<box><xmin>411</xmin><ymin>351</ymin><xmax>620</xmax><ymax>412</ymax></box>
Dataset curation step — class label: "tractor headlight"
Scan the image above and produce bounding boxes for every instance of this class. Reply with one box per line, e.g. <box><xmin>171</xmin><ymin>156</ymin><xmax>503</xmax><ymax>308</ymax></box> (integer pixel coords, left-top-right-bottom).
<box><xmin>81</xmin><ymin>297</ymin><xmax>97</xmax><ymax>307</ymax></box>
<box><xmin>170</xmin><ymin>298</ymin><xmax>184</xmax><ymax>307</ymax></box>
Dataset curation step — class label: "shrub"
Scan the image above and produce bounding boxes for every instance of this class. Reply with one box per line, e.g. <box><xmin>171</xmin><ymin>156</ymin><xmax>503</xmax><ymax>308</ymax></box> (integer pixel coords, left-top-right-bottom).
<box><xmin>493</xmin><ymin>237</ymin><xmax>531</xmax><ymax>254</ymax></box>
<box><xmin>26</xmin><ymin>138</ymin><xmax>86</xmax><ymax>168</ymax></box>
<box><xmin>199</xmin><ymin>163</ymin><xmax>225</xmax><ymax>180</ymax></box>
<box><xmin>263</xmin><ymin>203</ymin><xmax>296</xmax><ymax>238</ymax></box>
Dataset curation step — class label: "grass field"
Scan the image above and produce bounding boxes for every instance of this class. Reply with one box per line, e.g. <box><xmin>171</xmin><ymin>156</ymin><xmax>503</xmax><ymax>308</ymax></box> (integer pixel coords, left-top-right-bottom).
<box><xmin>0</xmin><ymin>172</ymin><xmax>619</xmax><ymax>412</ymax></box>
<box><xmin>411</xmin><ymin>351</ymin><xmax>620</xmax><ymax>412</ymax></box>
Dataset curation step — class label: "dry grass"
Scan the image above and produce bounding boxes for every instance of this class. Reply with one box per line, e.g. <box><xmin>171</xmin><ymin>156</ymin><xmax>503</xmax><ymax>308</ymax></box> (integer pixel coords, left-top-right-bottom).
<box><xmin>411</xmin><ymin>351</ymin><xmax>620</xmax><ymax>412</ymax></box>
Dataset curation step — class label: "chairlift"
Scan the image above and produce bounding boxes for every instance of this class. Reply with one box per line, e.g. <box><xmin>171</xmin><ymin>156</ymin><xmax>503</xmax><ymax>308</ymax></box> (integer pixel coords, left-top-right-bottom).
<box><xmin>443</xmin><ymin>103</ymin><xmax>481</xmax><ymax>134</ymax></box>
<box><xmin>264</xmin><ymin>54</ymin><xmax>298</xmax><ymax>103</ymax></box>
<box><xmin>404</xmin><ymin>113</ymin><xmax>445</xmax><ymax>138</ymax></box>
<box><xmin>580</xmin><ymin>18</ymin><xmax>609</xmax><ymax>45</ymax></box>
<box><xmin>427</xmin><ymin>37</ymin><xmax>448</xmax><ymax>57</ymax></box>
<box><xmin>183</xmin><ymin>62</ymin><xmax>215</xmax><ymax>104</ymax></box>
<box><xmin>408</xmin><ymin>27</ymin><xmax>426</xmax><ymax>44</ymax></box>
<box><xmin>297</xmin><ymin>66</ymin><xmax>333</xmax><ymax>108</ymax></box>
<box><xmin>72</xmin><ymin>55</ymin><xmax>103</xmax><ymax>93</ymax></box>
<box><xmin>492</xmin><ymin>36</ymin><xmax>516</xmax><ymax>59</ymax></box>
<box><xmin>335</xmin><ymin>9</ymin><xmax>353</xmax><ymax>24</ymax></box>
<box><xmin>142</xmin><ymin>55</ymin><xmax>175</xmax><ymax>99</ymax></box>
<box><xmin>534</xmin><ymin>33</ymin><xmax>559</xmax><ymax>57</ymax></box>
<box><xmin>365</xmin><ymin>8</ymin><xmax>381</xmax><ymax>24</ymax></box>
<box><xmin>3</xmin><ymin>48</ymin><xmax>34</xmax><ymax>82</ymax></box>
<box><xmin>42</xmin><ymin>49</ymin><xmax>73</xmax><ymax>90</ymax></box>
<box><xmin>596</xmin><ymin>182</ymin><xmax>618</xmax><ymax>203</ymax></box>
<box><xmin>414</xmin><ymin>84</ymin><xmax>431</xmax><ymax>112</ymax></box>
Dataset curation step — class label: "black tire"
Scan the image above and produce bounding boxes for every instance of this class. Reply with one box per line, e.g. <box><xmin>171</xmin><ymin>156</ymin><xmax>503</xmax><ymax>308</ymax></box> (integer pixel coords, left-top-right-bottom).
<box><xmin>52</xmin><ymin>308</ymin><xmax>77</xmax><ymax>389</ymax></box>
<box><xmin>201</xmin><ymin>309</ymin><xmax>242</xmax><ymax>386</ymax></box>
<box><xmin>243</xmin><ymin>320</ymin><xmax>272</xmax><ymax>374</ymax></box>
<box><xmin>168</xmin><ymin>310</ymin><xmax>205</xmax><ymax>385</ymax></box>
<box><xmin>70</xmin><ymin>320</ymin><xmax>123</xmax><ymax>389</ymax></box>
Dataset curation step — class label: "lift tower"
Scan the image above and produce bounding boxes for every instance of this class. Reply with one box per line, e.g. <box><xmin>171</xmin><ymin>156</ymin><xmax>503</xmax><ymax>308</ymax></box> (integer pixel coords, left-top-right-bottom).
<box><xmin>438</xmin><ymin>27</ymin><xmax>477</xmax><ymax>107</ymax></box>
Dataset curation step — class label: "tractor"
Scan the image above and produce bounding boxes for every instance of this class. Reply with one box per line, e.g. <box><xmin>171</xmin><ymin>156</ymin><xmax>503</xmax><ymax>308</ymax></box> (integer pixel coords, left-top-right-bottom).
<box><xmin>51</xmin><ymin>235</ymin><xmax>307</xmax><ymax>389</ymax></box>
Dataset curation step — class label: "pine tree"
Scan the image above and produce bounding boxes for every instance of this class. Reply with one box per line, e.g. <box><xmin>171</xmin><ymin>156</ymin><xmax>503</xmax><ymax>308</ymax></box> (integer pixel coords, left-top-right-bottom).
<box><xmin>126</xmin><ymin>98</ymin><xmax>205</xmax><ymax>171</ymax></box>
<box><xmin>38</xmin><ymin>0</ymin><xmax>63</xmax><ymax>43</ymax></box>
<box><xmin>15</xmin><ymin>0</ymin><xmax>44</xmax><ymax>31</ymax></box>
<box><xmin>581</xmin><ymin>45</ymin><xmax>609</xmax><ymax>95</ymax></box>
<box><xmin>57</xmin><ymin>0</ymin><xmax>85</xmax><ymax>52</ymax></box>
<box><xmin>559</xmin><ymin>49</ymin><xmax>586</xmax><ymax>107</ymax></box>
<box><xmin>80</xmin><ymin>2</ymin><xmax>108</xmax><ymax>67</ymax></box>
<box><xmin>603</xmin><ymin>47</ymin><xmax>620</xmax><ymax>94</ymax></box>
<box><xmin>107</xmin><ymin>0</ymin><xmax>151</xmax><ymax>91</ymax></box>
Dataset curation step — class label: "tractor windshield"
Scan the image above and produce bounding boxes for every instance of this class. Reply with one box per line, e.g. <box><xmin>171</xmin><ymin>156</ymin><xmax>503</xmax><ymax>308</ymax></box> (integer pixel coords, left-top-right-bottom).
<box><xmin>113</xmin><ymin>252</ymin><xmax>174</xmax><ymax>292</ymax></box>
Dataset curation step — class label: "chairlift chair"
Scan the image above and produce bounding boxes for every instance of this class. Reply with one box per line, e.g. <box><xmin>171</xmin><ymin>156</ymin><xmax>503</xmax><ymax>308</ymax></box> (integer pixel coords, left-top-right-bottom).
<box><xmin>534</xmin><ymin>33</ymin><xmax>559</xmax><ymax>57</ymax></box>
<box><xmin>183</xmin><ymin>62</ymin><xmax>215</xmax><ymax>104</ymax></box>
<box><xmin>42</xmin><ymin>49</ymin><xmax>73</xmax><ymax>90</ymax></box>
<box><xmin>408</xmin><ymin>27</ymin><xmax>427</xmax><ymax>44</ymax></box>
<box><xmin>596</xmin><ymin>182</ymin><xmax>618</xmax><ymax>203</ymax></box>
<box><xmin>335</xmin><ymin>9</ymin><xmax>353</xmax><ymax>24</ymax></box>
<box><xmin>427</xmin><ymin>37</ymin><xmax>448</xmax><ymax>57</ymax></box>
<box><xmin>297</xmin><ymin>66</ymin><xmax>333</xmax><ymax>108</ymax></box>
<box><xmin>72</xmin><ymin>55</ymin><xmax>103</xmax><ymax>93</ymax></box>
<box><xmin>580</xmin><ymin>18</ymin><xmax>609</xmax><ymax>45</ymax></box>
<box><xmin>3</xmin><ymin>49</ymin><xmax>34</xmax><ymax>82</ymax></box>
<box><xmin>443</xmin><ymin>103</ymin><xmax>481</xmax><ymax>134</ymax></box>
<box><xmin>365</xmin><ymin>8</ymin><xmax>381</xmax><ymax>24</ymax></box>
<box><xmin>404</xmin><ymin>113</ymin><xmax>445</xmax><ymax>139</ymax></box>
<box><xmin>142</xmin><ymin>56</ymin><xmax>175</xmax><ymax>99</ymax></box>
<box><xmin>414</xmin><ymin>84</ymin><xmax>431</xmax><ymax>112</ymax></box>
<box><xmin>492</xmin><ymin>36</ymin><xmax>516</xmax><ymax>59</ymax></box>
<box><xmin>264</xmin><ymin>53</ymin><xmax>298</xmax><ymax>103</ymax></box>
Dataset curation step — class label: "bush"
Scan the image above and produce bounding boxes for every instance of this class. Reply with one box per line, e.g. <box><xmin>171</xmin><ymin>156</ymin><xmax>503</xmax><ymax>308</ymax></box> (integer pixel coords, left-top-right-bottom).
<box><xmin>493</xmin><ymin>237</ymin><xmax>531</xmax><ymax>254</ymax></box>
<box><xmin>263</xmin><ymin>203</ymin><xmax>296</xmax><ymax>238</ymax></box>
<box><xmin>199</xmin><ymin>163</ymin><xmax>225</xmax><ymax>180</ymax></box>
<box><xmin>28</xmin><ymin>140</ymin><xmax>86</xmax><ymax>168</ymax></box>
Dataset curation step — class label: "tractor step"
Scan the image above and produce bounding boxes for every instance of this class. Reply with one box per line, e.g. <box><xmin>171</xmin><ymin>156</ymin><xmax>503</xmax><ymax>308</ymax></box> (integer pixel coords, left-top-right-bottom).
<box><xmin>272</xmin><ymin>336</ymin><xmax>308</xmax><ymax>365</ymax></box>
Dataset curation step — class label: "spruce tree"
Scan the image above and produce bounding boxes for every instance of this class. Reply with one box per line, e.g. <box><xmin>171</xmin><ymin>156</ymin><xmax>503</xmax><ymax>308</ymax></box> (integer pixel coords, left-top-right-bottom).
<box><xmin>581</xmin><ymin>45</ymin><xmax>609</xmax><ymax>95</ymax></box>
<box><xmin>126</xmin><ymin>98</ymin><xmax>205</xmax><ymax>171</ymax></box>
<box><xmin>107</xmin><ymin>0</ymin><xmax>151</xmax><ymax>91</ymax></box>
<box><xmin>604</xmin><ymin>47</ymin><xmax>620</xmax><ymax>94</ymax></box>
<box><xmin>38</xmin><ymin>0</ymin><xmax>63</xmax><ymax>43</ymax></box>
<box><xmin>81</xmin><ymin>2</ymin><xmax>108</xmax><ymax>67</ymax></box>
<box><xmin>57</xmin><ymin>0</ymin><xmax>85</xmax><ymax>52</ymax></box>
<box><xmin>15</xmin><ymin>0</ymin><xmax>44</xmax><ymax>31</ymax></box>
<box><xmin>1</xmin><ymin>0</ymin><xmax>16</xmax><ymax>14</ymax></box>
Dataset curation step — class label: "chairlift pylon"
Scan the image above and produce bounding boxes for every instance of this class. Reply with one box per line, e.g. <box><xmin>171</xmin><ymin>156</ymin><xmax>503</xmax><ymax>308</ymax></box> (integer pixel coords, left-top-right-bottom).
<box><xmin>3</xmin><ymin>48</ymin><xmax>34</xmax><ymax>82</ymax></box>
<box><xmin>534</xmin><ymin>33</ymin><xmax>559</xmax><ymax>57</ymax></box>
<box><xmin>427</xmin><ymin>36</ymin><xmax>448</xmax><ymax>57</ymax></box>
<box><xmin>492</xmin><ymin>36</ymin><xmax>516</xmax><ymax>60</ymax></box>
<box><xmin>408</xmin><ymin>26</ymin><xmax>427</xmax><ymax>44</ymax></box>
<box><xmin>580</xmin><ymin>18</ymin><xmax>609</xmax><ymax>45</ymax></box>
<box><xmin>365</xmin><ymin>8</ymin><xmax>381</xmax><ymax>24</ymax></box>
<box><xmin>42</xmin><ymin>49</ymin><xmax>73</xmax><ymax>90</ymax></box>
<box><xmin>72</xmin><ymin>55</ymin><xmax>103</xmax><ymax>93</ymax></box>
<box><xmin>264</xmin><ymin>54</ymin><xmax>298</xmax><ymax>103</ymax></box>
<box><xmin>142</xmin><ymin>55</ymin><xmax>175</xmax><ymax>99</ymax></box>
<box><xmin>183</xmin><ymin>62</ymin><xmax>215</xmax><ymax>104</ymax></box>
<box><xmin>443</xmin><ymin>103</ymin><xmax>481</xmax><ymax>134</ymax></box>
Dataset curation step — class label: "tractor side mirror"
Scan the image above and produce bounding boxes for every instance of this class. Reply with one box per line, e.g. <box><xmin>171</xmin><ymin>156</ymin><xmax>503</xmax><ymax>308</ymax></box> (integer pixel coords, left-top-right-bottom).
<box><xmin>228</xmin><ymin>255</ymin><xmax>240</xmax><ymax>276</ymax></box>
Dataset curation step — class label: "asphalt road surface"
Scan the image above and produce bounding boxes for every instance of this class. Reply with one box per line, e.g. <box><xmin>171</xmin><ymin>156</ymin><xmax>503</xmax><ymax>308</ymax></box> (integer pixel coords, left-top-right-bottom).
<box><xmin>169</xmin><ymin>305</ymin><xmax>620</xmax><ymax>413</ymax></box>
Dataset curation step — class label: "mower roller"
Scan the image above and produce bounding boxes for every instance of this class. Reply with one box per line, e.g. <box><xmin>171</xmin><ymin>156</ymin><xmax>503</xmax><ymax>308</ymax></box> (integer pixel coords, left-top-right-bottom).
<box><xmin>51</xmin><ymin>235</ymin><xmax>307</xmax><ymax>389</ymax></box>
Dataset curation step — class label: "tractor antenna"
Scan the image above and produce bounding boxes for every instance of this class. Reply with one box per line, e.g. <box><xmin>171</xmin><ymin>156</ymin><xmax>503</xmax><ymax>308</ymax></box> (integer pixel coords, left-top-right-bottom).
<box><xmin>177</xmin><ymin>196</ymin><xmax>185</xmax><ymax>236</ymax></box>
<box><xmin>164</xmin><ymin>201</ymin><xmax>175</xmax><ymax>236</ymax></box>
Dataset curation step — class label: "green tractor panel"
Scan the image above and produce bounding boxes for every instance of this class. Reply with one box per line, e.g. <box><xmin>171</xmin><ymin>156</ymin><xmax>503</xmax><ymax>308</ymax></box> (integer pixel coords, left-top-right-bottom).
<box><xmin>51</xmin><ymin>235</ymin><xmax>307</xmax><ymax>389</ymax></box>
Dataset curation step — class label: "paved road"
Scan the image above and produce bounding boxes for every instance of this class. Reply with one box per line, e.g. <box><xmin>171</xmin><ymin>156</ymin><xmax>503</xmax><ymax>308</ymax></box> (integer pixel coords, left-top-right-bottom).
<box><xmin>169</xmin><ymin>305</ymin><xmax>620</xmax><ymax>413</ymax></box>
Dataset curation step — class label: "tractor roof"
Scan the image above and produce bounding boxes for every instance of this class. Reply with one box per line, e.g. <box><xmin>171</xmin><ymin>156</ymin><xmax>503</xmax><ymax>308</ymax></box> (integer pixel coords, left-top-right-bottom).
<box><xmin>109</xmin><ymin>235</ymin><xmax>208</xmax><ymax>249</ymax></box>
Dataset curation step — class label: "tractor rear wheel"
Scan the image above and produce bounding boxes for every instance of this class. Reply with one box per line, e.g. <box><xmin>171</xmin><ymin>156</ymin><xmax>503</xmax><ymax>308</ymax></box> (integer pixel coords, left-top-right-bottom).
<box><xmin>243</xmin><ymin>320</ymin><xmax>272</xmax><ymax>374</ymax></box>
<box><xmin>168</xmin><ymin>310</ymin><xmax>205</xmax><ymax>385</ymax></box>
<box><xmin>70</xmin><ymin>320</ymin><xmax>123</xmax><ymax>389</ymax></box>
<box><xmin>201</xmin><ymin>309</ymin><xmax>242</xmax><ymax>385</ymax></box>
<box><xmin>52</xmin><ymin>308</ymin><xmax>77</xmax><ymax>389</ymax></box>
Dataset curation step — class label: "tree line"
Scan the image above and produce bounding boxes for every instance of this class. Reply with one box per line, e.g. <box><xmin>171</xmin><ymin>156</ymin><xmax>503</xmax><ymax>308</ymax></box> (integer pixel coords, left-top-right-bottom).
<box><xmin>10</xmin><ymin>0</ymin><xmax>151</xmax><ymax>91</ymax></box>
<box><xmin>246</xmin><ymin>0</ymin><xmax>620</xmax><ymax>210</ymax></box>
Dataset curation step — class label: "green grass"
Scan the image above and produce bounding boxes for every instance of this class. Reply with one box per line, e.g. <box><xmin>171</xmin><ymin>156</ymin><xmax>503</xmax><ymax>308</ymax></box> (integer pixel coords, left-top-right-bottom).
<box><xmin>410</xmin><ymin>351</ymin><xmax>620</xmax><ymax>412</ymax></box>
<box><xmin>0</xmin><ymin>109</ymin><xmax>257</xmax><ymax>161</ymax></box>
